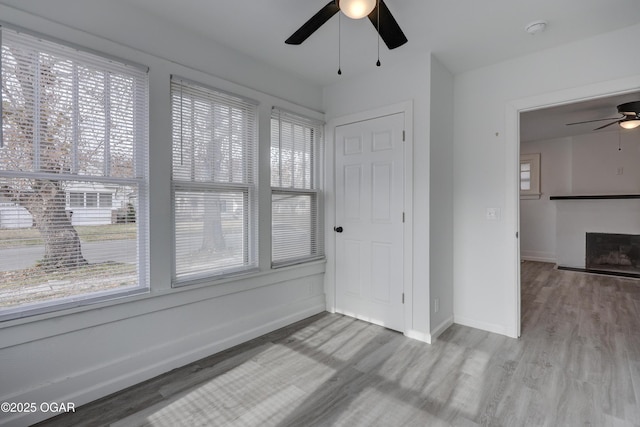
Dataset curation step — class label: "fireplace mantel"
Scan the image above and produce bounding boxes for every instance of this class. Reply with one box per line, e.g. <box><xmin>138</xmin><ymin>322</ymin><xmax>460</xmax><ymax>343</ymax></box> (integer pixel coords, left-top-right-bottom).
<box><xmin>550</xmin><ymin>194</ymin><xmax>640</xmax><ymax>200</ymax></box>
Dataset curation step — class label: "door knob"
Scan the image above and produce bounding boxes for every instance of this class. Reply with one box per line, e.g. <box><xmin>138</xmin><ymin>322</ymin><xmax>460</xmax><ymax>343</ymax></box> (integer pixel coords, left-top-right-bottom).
<box><xmin>334</xmin><ymin>226</ymin><xmax>343</xmax><ymax>233</ymax></box>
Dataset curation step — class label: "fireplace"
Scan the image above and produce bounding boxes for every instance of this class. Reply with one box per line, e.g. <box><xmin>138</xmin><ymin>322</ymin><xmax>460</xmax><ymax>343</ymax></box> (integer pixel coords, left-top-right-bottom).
<box><xmin>585</xmin><ymin>232</ymin><xmax>640</xmax><ymax>276</ymax></box>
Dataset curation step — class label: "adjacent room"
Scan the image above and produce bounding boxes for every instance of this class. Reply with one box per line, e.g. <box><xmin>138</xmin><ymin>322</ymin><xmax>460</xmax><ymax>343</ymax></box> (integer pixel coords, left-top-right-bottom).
<box><xmin>0</xmin><ymin>1</ymin><xmax>639</xmax><ymax>425</ymax></box>
<box><xmin>520</xmin><ymin>93</ymin><xmax>640</xmax><ymax>275</ymax></box>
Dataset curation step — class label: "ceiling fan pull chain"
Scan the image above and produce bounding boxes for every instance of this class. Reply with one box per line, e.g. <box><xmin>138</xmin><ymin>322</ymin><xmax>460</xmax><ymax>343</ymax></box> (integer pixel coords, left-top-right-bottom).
<box><xmin>618</xmin><ymin>131</ymin><xmax>622</xmax><ymax>151</ymax></box>
<box><xmin>338</xmin><ymin>11</ymin><xmax>342</xmax><ymax>75</ymax></box>
<box><xmin>376</xmin><ymin>0</ymin><xmax>381</xmax><ymax>66</ymax></box>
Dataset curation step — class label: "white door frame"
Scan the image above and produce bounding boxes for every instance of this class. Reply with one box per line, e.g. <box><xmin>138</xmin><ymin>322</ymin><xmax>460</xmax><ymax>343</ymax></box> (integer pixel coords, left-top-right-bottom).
<box><xmin>505</xmin><ymin>75</ymin><xmax>640</xmax><ymax>338</ymax></box>
<box><xmin>325</xmin><ymin>100</ymin><xmax>414</xmax><ymax>335</ymax></box>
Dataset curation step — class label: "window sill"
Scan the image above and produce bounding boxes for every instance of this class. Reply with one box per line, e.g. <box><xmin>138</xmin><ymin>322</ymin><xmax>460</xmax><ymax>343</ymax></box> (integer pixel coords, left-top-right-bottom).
<box><xmin>272</xmin><ymin>256</ymin><xmax>326</xmax><ymax>269</ymax></box>
<box><xmin>0</xmin><ymin>286</ymin><xmax>150</xmax><ymax>323</ymax></box>
<box><xmin>0</xmin><ymin>260</ymin><xmax>326</xmax><ymax>349</ymax></box>
<box><xmin>172</xmin><ymin>266</ymin><xmax>261</xmax><ymax>288</ymax></box>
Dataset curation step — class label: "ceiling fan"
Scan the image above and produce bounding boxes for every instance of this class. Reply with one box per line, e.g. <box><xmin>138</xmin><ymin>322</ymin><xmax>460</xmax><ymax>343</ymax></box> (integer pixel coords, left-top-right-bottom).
<box><xmin>285</xmin><ymin>0</ymin><xmax>408</xmax><ymax>50</ymax></box>
<box><xmin>566</xmin><ymin>101</ymin><xmax>640</xmax><ymax>130</ymax></box>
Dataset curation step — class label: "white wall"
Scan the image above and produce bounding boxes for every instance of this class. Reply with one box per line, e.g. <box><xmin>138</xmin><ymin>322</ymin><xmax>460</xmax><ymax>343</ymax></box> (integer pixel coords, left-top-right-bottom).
<box><xmin>429</xmin><ymin>56</ymin><xmax>455</xmax><ymax>337</ymax></box>
<box><xmin>520</xmin><ymin>137</ymin><xmax>572</xmax><ymax>262</ymax></box>
<box><xmin>454</xmin><ymin>22</ymin><xmax>640</xmax><ymax>337</ymax></box>
<box><xmin>520</xmin><ymin>129</ymin><xmax>640</xmax><ymax>263</ymax></box>
<box><xmin>571</xmin><ymin>130</ymin><xmax>640</xmax><ymax>194</ymax></box>
<box><xmin>323</xmin><ymin>54</ymin><xmax>433</xmax><ymax>340</ymax></box>
<box><xmin>0</xmin><ymin>5</ymin><xmax>325</xmax><ymax>427</ymax></box>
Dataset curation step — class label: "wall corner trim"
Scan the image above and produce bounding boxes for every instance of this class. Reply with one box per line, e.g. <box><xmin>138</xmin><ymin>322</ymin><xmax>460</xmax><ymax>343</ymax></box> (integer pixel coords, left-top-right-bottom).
<box><xmin>404</xmin><ymin>329</ymin><xmax>432</xmax><ymax>344</ymax></box>
<box><xmin>430</xmin><ymin>316</ymin><xmax>454</xmax><ymax>341</ymax></box>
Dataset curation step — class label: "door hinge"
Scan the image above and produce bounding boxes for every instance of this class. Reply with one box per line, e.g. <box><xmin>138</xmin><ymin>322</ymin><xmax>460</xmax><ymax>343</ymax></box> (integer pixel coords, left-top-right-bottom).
<box><xmin>402</xmin><ymin>130</ymin><xmax>406</xmax><ymax>142</ymax></box>
<box><xmin>402</xmin><ymin>212</ymin><xmax>405</xmax><ymax>223</ymax></box>
<box><xmin>402</xmin><ymin>293</ymin><xmax>405</xmax><ymax>304</ymax></box>
<box><xmin>516</xmin><ymin>231</ymin><xmax>519</xmax><ymax>238</ymax></box>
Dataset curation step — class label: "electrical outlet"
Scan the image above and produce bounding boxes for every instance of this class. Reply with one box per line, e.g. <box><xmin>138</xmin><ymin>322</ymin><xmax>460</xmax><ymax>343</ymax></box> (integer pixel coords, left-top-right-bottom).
<box><xmin>434</xmin><ymin>298</ymin><xmax>440</xmax><ymax>314</ymax></box>
<box><xmin>617</xmin><ymin>167</ymin><xmax>624</xmax><ymax>176</ymax></box>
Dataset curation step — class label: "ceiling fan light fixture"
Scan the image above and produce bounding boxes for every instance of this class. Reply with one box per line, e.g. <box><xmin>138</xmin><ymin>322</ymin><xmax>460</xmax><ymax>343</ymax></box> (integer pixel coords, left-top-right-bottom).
<box><xmin>339</xmin><ymin>0</ymin><xmax>376</xmax><ymax>20</ymax></box>
<box><xmin>619</xmin><ymin>118</ymin><xmax>640</xmax><ymax>130</ymax></box>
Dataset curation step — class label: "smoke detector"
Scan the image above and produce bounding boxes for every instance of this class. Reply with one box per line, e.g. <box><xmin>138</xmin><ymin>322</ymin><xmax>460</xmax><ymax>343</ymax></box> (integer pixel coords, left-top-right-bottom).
<box><xmin>525</xmin><ymin>20</ymin><xmax>548</xmax><ymax>35</ymax></box>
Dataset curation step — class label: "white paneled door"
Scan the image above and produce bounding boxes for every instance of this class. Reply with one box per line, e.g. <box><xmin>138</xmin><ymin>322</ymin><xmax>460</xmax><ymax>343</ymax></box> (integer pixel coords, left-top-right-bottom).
<box><xmin>335</xmin><ymin>113</ymin><xmax>405</xmax><ymax>332</ymax></box>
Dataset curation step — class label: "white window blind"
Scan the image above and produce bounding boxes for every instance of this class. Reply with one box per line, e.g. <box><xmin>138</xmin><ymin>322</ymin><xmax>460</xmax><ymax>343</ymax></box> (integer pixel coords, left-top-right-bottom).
<box><xmin>171</xmin><ymin>76</ymin><xmax>258</xmax><ymax>284</ymax></box>
<box><xmin>0</xmin><ymin>27</ymin><xmax>149</xmax><ymax>319</ymax></box>
<box><xmin>271</xmin><ymin>108</ymin><xmax>324</xmax><ymax>266</ymax></box>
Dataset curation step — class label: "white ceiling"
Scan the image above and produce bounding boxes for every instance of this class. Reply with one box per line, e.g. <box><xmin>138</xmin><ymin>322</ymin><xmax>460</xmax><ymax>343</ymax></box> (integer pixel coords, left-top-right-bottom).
<box><xmin>3</xmin><ymin>0</ymin><xmax>640</xmax><ymax>87</ymax></box>
<box><xmin>118</xmin><ymin>0</ymin><xmax>640</xmax><ymax>86</ymax></box>
<box><xmin>2</xmin><ymin>0</ymin><xmax>639</xmax><ymax>140</ymax></box>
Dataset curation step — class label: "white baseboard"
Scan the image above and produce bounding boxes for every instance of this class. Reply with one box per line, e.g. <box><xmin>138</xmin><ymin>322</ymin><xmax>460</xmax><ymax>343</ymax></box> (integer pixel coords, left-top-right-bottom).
<box><xmin>404</xmin><ymin>329</ymin><xmax>432</xmax><ymax>344</ymax></box>
<box><xmin>2</xmin><ymin>296</ymin><xmax>326</xmax><ymax>427</ymax></box>
<box><xmin>520</xmin><ymin>250</ymin><xmax>556</xmax><ymax>264</ymax></box>
<box><xmin>405</xmin><ymin>317</ymin><xmax>454</xmax><ymax>344</ymax></box>
<box><xmin>430</xmin><ymin>316</ymin><xmax>454</xmax><ymax>341</ymax></box>
<box><xmin>453</xmin><ymin>315</ymin><xmax>510</xmax><ymax>337</ymax></box>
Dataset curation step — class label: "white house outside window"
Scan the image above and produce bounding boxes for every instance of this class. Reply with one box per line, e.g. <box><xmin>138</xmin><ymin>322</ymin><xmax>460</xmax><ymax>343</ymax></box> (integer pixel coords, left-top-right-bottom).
<box><xmin>0</xmin><ymin>26</ymin><xmax>149</xmax><ymax>319</ymax></box>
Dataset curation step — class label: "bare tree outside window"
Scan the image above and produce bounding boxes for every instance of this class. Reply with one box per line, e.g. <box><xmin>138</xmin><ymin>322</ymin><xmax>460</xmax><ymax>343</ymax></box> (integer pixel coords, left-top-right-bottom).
<box><xmin>0</xmin><ymin>29</ymin><xmax>147</xmax><ymax>313</ymax></box>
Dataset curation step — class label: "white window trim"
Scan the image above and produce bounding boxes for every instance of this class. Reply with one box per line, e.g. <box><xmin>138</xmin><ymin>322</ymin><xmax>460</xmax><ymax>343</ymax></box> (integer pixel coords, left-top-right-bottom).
<box><xmin>270</xmin><ymin>107</ymin><xmax>325</xmax><ymax>268</ymax></box>
<box><xmin>170</xmin><ymin>76</ymin><xmax>259</xmax><ymax>286</ymax></box>
<box><xmin>0</xmin><ymin>25</ymin><xmax>149</xmax><ymax>322</ymax></box>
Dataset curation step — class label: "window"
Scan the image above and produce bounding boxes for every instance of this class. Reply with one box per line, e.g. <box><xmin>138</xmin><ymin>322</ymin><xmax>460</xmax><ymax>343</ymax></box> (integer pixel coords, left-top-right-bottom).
<box><xmin>171</xmin><ymin>76</ymin><xmax>258</xmax><ymax>284</ymax></box>
<box><xmin>85</xmin><ymin>192</ymin><xmax>98</xmax><ymax>207</ymax></box>
<box><xmin>70</xmin><ymin>192</ymin><xmax>85</xmax><ymax>208</ymax></box>
<box><xmin>67</xmin><ymin>192</ymin><xmax>114</xmax><ymax>208</ymax></box>
<box><xmin>99</xmin><ymin>193</ymin><xmax>113</xmax><ymax>208</ymax></box>
<box><xmin>520</xmin><ymin>153</ymin><xmax>541</xmax><ymax>199</ymax></box>
<box><xmin>271</xmin><ymin>108</ymin><xmax>324</xmax><ymax>266</ymax></box>
<box><xmin>0</xmin><ymin>26</ymin><xmax>148</xmax><ymax>319</ymax></box>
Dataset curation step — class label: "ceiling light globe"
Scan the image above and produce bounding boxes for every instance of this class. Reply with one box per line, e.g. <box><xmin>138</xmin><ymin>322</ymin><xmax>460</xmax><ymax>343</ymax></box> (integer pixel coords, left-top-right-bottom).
<box><xmin>339</xmin><ymin>0</ymin><xmax>376</xmax><ymax>19</ymax></box>
<box><xmin>619</xmin><ymin>119</ymin><xmax>640</xmax><ymax>130</ymax></box>
<box><xmin>525</xmin><ymin>20</ymin><xmax>548</xmax><ymax>35</ymax></box>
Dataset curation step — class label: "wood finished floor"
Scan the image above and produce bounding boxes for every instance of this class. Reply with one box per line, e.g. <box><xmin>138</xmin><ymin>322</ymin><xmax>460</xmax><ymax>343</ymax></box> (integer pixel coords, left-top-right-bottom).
<box><xmin>35</xmin><ymin>261</ymin><xmax>640</xmax><ymax>426</ymax></box>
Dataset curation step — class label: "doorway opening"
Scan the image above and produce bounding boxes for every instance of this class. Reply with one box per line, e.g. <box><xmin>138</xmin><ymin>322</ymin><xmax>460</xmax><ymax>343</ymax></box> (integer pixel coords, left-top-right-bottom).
<box><xmin>512</xmin><ymin>83</ymin><xmax>640</xmax><ymax>337</ymax></box>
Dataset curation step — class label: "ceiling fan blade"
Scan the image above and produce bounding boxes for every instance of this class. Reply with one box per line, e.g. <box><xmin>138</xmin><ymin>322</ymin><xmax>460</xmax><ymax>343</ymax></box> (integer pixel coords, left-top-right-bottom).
<box><xmin>285</xmin><ymin>1</ymin><xmax>340</xmax><ymax>45</ymax></box>
<box><xmin>368</xmin><ymin>0</ymin><xmax>408</xmax><ymax>50</ymax></box>
<box><xmin>565</xmin><ymin>117</ymin><xmax>622</xmax><ymax>126</ymax></box>
<box><xmin>593</xmin><ymin>120</ymin><xmax>619</xmax><ymax>130</ymax></box>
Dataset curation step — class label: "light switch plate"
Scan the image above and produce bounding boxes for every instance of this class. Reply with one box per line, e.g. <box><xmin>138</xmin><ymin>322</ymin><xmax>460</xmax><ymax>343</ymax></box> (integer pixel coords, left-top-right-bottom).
<box><xmin>486</xmin><ymin>207</ymin><xmax>501</xmax><ymax>220</ymax></box>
